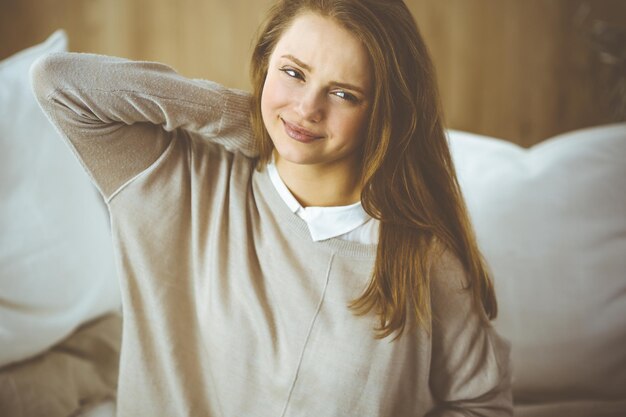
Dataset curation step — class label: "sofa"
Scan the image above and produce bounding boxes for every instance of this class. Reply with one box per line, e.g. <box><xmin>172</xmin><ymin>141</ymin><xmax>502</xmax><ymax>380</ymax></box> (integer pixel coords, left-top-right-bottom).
<box><xmin>0</xmin><ymin>31</ymin><xmax>121</xmax><ymax>417</ymax></box>
<box><xmin>1</xmin><ymin>30</ymin><xmax>624</xmax><ymax>417</ymax></box>
<box><xmin>449</xmin><ymin>127</ymin><xmax>626</xmax><ymax>416</ymax></box>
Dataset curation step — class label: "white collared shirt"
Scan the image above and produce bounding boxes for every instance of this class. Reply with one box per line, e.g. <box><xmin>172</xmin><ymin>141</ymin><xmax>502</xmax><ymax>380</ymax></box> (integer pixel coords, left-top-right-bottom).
<box><xmin>267</xmin><ymin>161</ymin><xmax>379</xmax><ymax>244</ymax></box>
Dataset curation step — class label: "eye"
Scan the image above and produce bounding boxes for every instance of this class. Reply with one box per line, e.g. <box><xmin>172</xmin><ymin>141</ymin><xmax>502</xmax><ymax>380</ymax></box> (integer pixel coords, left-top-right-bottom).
<box><xmin>332</xmin><ymin>90</ymin><xmax>358</xmax><ymax>103</ymax></box>
<box><xmin>280</xmin><ymin>67</ymin><xmax>304</xmax><ymax>81</ymax></box>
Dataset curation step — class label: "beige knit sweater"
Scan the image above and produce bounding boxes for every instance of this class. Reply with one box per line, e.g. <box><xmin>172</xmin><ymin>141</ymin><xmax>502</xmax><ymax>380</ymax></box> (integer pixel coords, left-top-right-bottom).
<box><xmin>30</xmin><ymin>52</ymin><xmax>513</xmax><ymax>417</ymax></box>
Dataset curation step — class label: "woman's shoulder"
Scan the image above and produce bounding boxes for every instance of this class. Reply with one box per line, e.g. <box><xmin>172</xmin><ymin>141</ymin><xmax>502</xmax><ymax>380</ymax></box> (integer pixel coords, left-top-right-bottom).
<box><xmin>429</xmin><ymin>241</ymin><xmax>468</xmax><ymax>289</ymax></box>
<box><xmin>427</xmin><ymin>241</ymin><xmax>488</xmax><ymax>322</ymax></box>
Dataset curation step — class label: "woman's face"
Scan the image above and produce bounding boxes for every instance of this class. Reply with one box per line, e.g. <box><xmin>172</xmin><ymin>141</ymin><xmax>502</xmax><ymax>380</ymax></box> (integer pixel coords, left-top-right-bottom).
<box><xmin>261</xmin><ymin>12</ymin><xmax>372</xmax><ymax>171</ymax></box>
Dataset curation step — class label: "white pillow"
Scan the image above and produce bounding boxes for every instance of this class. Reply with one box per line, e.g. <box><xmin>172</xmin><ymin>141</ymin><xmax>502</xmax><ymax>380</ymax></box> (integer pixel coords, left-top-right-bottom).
<box><xmin>449</xmin><ymin>125</ymin><xmax>626</xmax><ymax>415</ymax></box>
<box><xmin>0</xmin><ymin>30</ymin><xmax>121</xmax><ymax>366</ymax></box>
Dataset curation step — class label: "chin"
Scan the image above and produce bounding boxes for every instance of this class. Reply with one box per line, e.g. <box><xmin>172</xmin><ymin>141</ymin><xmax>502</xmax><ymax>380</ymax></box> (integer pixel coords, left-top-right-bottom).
<box><xmin>272</xmin><ymin>141</ymin><xmax>322</xmax><ymax>165</ymax></box>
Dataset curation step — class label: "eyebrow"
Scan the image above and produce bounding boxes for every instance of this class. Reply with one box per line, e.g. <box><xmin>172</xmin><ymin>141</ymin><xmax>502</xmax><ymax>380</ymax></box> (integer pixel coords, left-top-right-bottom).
<box><xmin>280</xmin><ymin>54</ymin><xmax>367</xmax><ymax>96</ymax></box>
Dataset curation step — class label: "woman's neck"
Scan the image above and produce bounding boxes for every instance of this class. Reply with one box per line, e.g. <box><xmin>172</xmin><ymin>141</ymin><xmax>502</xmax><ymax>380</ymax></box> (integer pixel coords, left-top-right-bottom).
<box><xmin>274</xmin><ymin>154</ymin><xmax>362</xmax><ymax>207</ymax></box>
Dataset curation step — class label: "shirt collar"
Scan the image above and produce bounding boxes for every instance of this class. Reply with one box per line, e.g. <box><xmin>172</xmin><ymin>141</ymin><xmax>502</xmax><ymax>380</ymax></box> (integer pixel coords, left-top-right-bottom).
<box><xmin>267</xmin><ymin>160</ymin><xmax>371</xmax><ymax>242</ymax></box>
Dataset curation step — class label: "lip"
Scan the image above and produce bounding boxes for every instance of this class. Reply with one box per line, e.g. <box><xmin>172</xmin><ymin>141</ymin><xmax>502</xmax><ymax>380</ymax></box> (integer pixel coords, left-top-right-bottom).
<box><xmin>281</xmin><ymin>118</ymin><xmax>324</xmax><ymax>143</ymax></box>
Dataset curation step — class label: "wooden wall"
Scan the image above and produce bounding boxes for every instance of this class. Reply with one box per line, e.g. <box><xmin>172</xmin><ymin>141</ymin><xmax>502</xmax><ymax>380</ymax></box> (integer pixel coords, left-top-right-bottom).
<box><xmin>2</xmin><ymin>0</ymin><xmax>624</xmax><ymax>146</ymax></box>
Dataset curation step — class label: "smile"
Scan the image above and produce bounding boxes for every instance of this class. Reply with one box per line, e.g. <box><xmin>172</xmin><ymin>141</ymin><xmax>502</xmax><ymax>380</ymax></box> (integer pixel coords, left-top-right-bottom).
<box><xmin>281</xmin><ymin>118</ymin><xmax>324</xmax><ymax>143</ymax></box>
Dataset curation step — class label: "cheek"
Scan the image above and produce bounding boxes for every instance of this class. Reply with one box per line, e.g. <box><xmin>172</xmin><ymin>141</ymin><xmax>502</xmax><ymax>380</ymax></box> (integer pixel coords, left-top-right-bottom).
<box><xmin>332</xmin><ymin>109</ymin><xmax>369</xmax><ymax>145</ymax></box>
<box><xmin>261</xmin><ymin>73</ymin><xmax>289</xmax><ymax>120</ymax></box>
<box><xmin>260</xmin><ymin>78</ymin><xmax>273</xmax><ymax>124</ymax></box>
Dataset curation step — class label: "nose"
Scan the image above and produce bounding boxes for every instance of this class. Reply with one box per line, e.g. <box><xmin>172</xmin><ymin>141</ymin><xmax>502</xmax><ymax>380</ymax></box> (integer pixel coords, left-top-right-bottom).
<box><xmin>295</xmin><ymin>87</ymin><xmax>324</xmax><ymax>123</ymax></box>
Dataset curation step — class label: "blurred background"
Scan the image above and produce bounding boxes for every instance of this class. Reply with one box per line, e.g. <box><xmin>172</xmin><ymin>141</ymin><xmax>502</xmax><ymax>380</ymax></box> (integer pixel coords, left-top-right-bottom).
<box><xmin>1</xmin><ymin>0</ymin><xmax>625</xmax><ymax>147</ymax></box>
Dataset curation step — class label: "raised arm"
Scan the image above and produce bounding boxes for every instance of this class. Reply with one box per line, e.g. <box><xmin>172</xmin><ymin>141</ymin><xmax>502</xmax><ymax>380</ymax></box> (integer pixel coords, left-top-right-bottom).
<box><xmin>30</xmin><ymin>52</ymin><xmax>256</xmax><ymax>200</ymax></box>
<box><xmin>426</xmin><ymin>250</ymin><xmax>513</xmax><ymax>417</ymax></box>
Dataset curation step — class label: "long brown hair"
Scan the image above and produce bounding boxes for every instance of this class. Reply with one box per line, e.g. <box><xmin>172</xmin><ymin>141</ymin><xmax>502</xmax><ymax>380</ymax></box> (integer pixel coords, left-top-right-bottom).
<box><xmin>250</xmin><ymin>0</ymin><xmax>498</xmax><ymax>339</ymax></box>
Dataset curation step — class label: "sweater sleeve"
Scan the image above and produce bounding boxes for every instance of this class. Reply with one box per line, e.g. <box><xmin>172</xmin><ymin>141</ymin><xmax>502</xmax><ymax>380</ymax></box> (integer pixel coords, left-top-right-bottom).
<box><xmin>426</xmin><ymin>250</ymin><xmax>514</xmax><ymax>417</ymax></box>
<box><xmin>29</xmin><ymin>51</ymin><xmax>256</xmax><ymax>200</ymax></box>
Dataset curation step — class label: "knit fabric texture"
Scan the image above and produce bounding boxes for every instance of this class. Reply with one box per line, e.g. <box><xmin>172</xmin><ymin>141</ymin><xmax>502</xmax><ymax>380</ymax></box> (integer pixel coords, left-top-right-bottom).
<box><xmin>31</xmin><ymin>52</ymin><xmax>513</xmax><ymax>417</ymax></box>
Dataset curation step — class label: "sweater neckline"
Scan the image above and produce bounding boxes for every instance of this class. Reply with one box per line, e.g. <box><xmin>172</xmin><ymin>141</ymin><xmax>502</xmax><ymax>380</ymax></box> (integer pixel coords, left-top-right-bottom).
<box><xmin>266</xmin><ymin>160</ymin><xmax>375</xmax><ymax>242</ymax></box>
<box><xmin>253</xmin><ymin>165</ymin><xmax>378</xmax><ymax>259</ymax></box>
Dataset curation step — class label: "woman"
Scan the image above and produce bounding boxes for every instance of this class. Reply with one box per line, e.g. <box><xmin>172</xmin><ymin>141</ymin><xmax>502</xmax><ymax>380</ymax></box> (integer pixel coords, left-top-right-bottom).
<box><xmin>31</xmin><ymin>0</ymin><xmax>512</xmax><ymax>415</ymax></box>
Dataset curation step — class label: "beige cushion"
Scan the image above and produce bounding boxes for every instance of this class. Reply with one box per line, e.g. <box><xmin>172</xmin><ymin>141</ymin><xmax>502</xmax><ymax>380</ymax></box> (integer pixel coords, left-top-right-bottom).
<box><xmin>0</xmin><ymin>313</ymin><xmax>121</xmax><ymax>417</ymax></box>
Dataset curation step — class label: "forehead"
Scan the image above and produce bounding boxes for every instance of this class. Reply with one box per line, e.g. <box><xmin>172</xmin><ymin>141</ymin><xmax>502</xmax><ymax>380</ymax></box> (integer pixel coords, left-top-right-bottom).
<box><xmin>272</xmin><ymin>12</ymin><xmax>372</xmax><ymax>87</ymax></box>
